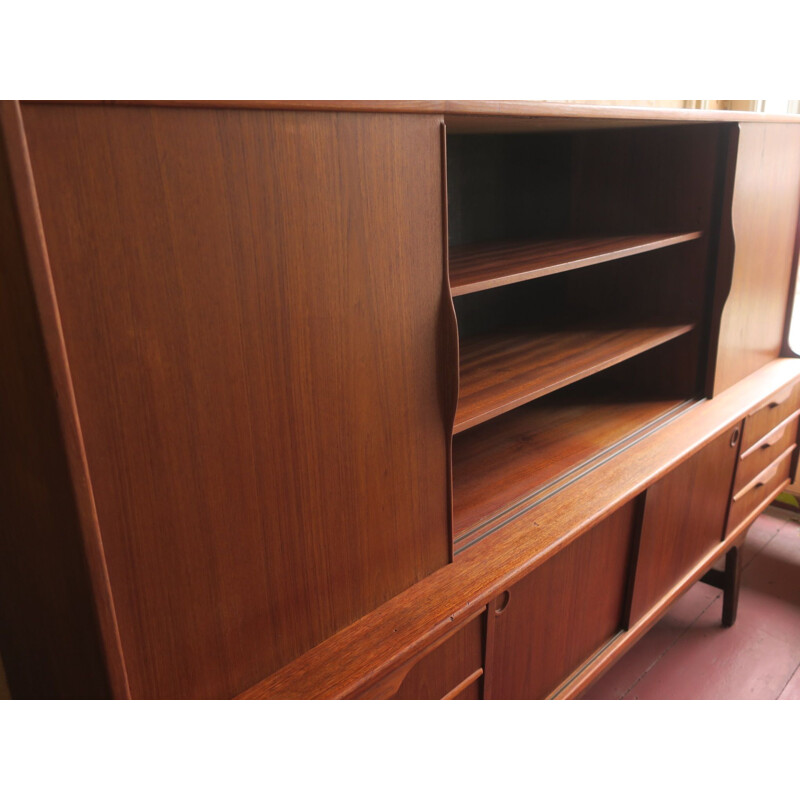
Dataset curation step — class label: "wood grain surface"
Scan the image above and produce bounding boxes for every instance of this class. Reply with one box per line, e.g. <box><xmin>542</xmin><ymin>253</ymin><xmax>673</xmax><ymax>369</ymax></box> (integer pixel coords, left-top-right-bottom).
<box><xmin>389</xmin><ymin>614</ymin><xmax>483</xmax><ymax>700</ymax></box>
<box><xmin>568</xmin><ymin>124</ymin><xmax>727</xmax><ymax>398</ymax></box>
<box><xmin>628</xmin><ymin>423</ymin><xmax>741</xmax><ymax>624</ymax></box>
<box><xmin>727</xmin><ymin>447</ymin><xmax>795</xmax><ymax>534</ymax></box>
<box><xmin>563</xmin><ymin>514</ymin><xmax>756</xmax><ymax>699</ymax></box>
<box><xmin>21</xmin><ymin>103</ymin><xmax>450</xmax><ymax>699</ymax></box>
<box><xmin>485</xmin><ymin>501</ymin><xmax>637</xmax><ymax>699</ymax></box>
<box><xmin>239</xmin><ymin>359</ymin><xmax>800</xmax><ymax>699</ymax></box>
<box><xmin>455</xmin><ymin>323</ymin><xmax>693</xmax><ymax>432</ymax></box>
<box><xmin>735</xmin><ymin>411</ymin><xmax>799</xmax><ymax>492</ymax></box>
<box><xmin>740</xmin><ymin>380</ymin><xmax>800</xmax><ymax>450</ymax></box>
<box><xmin>38</xmin><ymin>100</ymin><xmax>800</xmax><ymax>126</ymax></box>
<box><xmin>0</xmin><ymin>106</ymin><xmax>115</xmax><ymax>698</ymax></box>
<box><xmin>4</xmin><ymin>99</ymin><xmax>799</xmax><ymax>700</ymax></box>
<box><xmin>453</xmin><ymin>388</ymin><xmax>690</xmax><ymax>543</ymax></box>
<box><xmin>715</xmin><ymin>124</ymin><xmax>800</xmax><ymax>392</ymax></box>
<box><xmin>450</xmin><ymin>232</ymin><xmax>702</xmax><ymax>295</ymax></box>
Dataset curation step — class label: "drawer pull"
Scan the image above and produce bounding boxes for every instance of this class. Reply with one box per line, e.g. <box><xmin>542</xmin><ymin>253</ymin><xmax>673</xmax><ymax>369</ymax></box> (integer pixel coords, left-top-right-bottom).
<box><xmin>761</xmin><ymin>385</ymin><xmax>794</xmax><ymax>412</ymax></box>
<box><xmin>761</xmin><ymin>428</ymin><xmax>785</xmax><ymax>449</ymax></box>
<box><xmin>754</xmin><ymin>462</ymin><xmax>779</xmax><ymax>488</ymax></box>
<box><xmin>740</xmin><ymin>409</ymin><xmax>800</xmax><ymax>461</ymax></box>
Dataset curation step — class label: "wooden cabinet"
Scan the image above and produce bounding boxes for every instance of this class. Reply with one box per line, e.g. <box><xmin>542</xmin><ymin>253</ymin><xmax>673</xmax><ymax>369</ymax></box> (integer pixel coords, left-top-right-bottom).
<box><xmin>2</xmin><ymin>101</ymin><xmax>800</xmax><ymax>699</ymax></box>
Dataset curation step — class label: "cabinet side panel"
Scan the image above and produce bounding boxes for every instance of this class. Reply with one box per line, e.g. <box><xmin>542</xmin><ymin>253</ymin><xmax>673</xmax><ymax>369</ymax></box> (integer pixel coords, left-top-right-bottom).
<box><xmin>715</xmin><ymin>124</ymin><xmax>800</xmax><ymax>393</ymax></box>
<box><xmin>0</xmin><ymin>118</ymin><xmax>111</xmax><ymax>698</ymax></box>
<box><xmin>22</xmin><ymin>105</ymin><xmax>450</xmax><ymax>699</ymax></box>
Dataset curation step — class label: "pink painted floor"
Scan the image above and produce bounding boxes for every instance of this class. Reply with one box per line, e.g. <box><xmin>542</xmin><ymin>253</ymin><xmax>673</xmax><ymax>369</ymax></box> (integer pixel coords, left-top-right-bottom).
<box><xmin>582</xmin><ymin>506</ymin><xmax>800</xmax><ymax>700</ymax></box>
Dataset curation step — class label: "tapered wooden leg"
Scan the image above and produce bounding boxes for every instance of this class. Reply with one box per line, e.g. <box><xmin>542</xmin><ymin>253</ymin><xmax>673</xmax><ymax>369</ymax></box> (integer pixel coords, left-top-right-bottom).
<box><xmin>700</xmin><ymin>543</ymin><xmax>743</xmax><ymax>627</ymax></box>
<box><xmin>721</xmin><ymin>546</ymin><xmax>742</xmax><ymax>628</ymax></box>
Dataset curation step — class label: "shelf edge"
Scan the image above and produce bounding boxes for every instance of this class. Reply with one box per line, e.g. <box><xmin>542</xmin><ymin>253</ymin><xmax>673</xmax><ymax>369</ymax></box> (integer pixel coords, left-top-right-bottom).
<box><xmin>450</xmin><ymin>231</ymin><xmax>703</xmax><ymax>296</ymax></box>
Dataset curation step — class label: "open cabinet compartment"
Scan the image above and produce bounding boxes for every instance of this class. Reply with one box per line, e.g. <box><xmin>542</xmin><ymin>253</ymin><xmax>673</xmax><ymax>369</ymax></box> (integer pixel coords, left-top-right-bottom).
<box><xmin>446</xmin><ymin>122</ymin><xmax>731</xmax><ymax>553</ymax></box>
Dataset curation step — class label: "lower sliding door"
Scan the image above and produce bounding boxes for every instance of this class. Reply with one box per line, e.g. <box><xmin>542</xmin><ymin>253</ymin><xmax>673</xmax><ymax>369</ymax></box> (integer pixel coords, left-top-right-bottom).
<box><xmin>484</xmin><ymin>502</ymin><xmax>638</xmax><ymax>699</ymax></box>
<box><xmin>628</xmin><ymin>423</ymin><xmax>741</xmax><ymax>625</ymax></box>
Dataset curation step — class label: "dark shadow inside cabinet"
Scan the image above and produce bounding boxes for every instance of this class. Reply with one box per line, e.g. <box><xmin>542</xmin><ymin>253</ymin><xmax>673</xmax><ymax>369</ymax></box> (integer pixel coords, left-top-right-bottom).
<box><xmin>446</xmin><ymin>123</ymin><xmax>731</xmax><ymax>552</ymax></box>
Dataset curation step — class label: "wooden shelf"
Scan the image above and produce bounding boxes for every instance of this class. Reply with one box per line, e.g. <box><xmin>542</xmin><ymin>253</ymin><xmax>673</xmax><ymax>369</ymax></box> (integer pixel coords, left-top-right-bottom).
<box><xmin>453</xmin><ymin>391</ymin><xmax>696</xmax><ymax>547</ymax></box>
<box><xmin>454</xmin><ymin>322</ymin><xmax>694</xmax><ymax>433</ymax></box>
<box><xmin>449</xmin><ymin>232</ymin><xmax>702</xmax><ymax>296</ymax></box>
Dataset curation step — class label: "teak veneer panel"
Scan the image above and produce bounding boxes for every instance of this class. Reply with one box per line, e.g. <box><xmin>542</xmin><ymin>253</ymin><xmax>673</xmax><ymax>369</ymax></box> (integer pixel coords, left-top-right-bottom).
<box><xmin>486</xmin><ymin>501</ymin><xmax>636</xmax><ymax>699</ymax></box>
<box><xmin>20</xmin><ymin>104</ymin><xmax>451</xmax><ymax>699</ymax></box>
<box><xmin>389</xmin><ymin>614</ymin><xmax>483</xmax><ymax>700</ymax></box>
<box><xmin>65</xmin><ymin>101</ymin><xmax>800</xmax><ymax>126</ymax></box>
<box><xmin>0</xmin><ymin>111</ymin><xmax>114</xmax><ymax>699</ymax></box>
<box><xmin>449</xmin><ymin>232</ymin><xmax>702</xmax><ymax>295</ymax></box>
<box><xmin>734</xmin><ymin>411</ymin><xmax>799</xmax><ymax>493</ymax></box>
<box><xmin>567</xmin><ymin>124</ymin><xmax>731</xmax><ymax>398</ymax></box>
<box><xmin>453</xmin><ymin>392</ymin><xmax>690</xmax><ymax>542</ymax></box>
<box><xmin>628</xmin><ymin>423</ymin><xmax>741</xmax><ymax>624</ymax></box>
<box><xmin>727</xmin><ymin>446</ymin><xmax>795</xmax><ymax>534</ymax></box>
<box><xmin>740</xmin><ymin>380</ymin><xmax>800</xmax><ymax>451</ymax></box>
<box><xmin>715</xmin><ymin>123</ymin><xmax>800</xmax><ymax>392</ymax></box>
<box><xmin>455</xmin><ymin>323</ymin><xmax>693</xmax><ymax>432</ymax></box>
<box><xmin>5</xmin><ymin>100</ymin><xmax>800</xmax><ymax>701</ymax></box>
<box><xmin>239</xmin><ymin>359</ymin><xmax>800</xmax><ymax>699</ymax></box>
<box><xmin>564</xmin><ymin>514</ymin><xmax>758</xmax><ymax>699</ymax></box>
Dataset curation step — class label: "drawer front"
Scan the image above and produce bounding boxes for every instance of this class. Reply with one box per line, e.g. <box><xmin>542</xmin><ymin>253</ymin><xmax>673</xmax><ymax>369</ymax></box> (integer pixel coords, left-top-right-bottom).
<box><xmin>741</xmin><ymin>381</ymin><xmax>800</xmax><ymax>452</ymax></box>
<box><xmin>351</xmin><ymin>611</ymin><xmax>484</xmax><ymax>699</ymax></box>
<box><xmin>735</xmin><ymin>411</ymin><xmax>800</xmax><ymax>493</ymax></box>
<box><xmin>727</xmin><ymin>446</ymin><xmax>795</xmax><ymax>535</ymax></box>
<box><xmin>390</xmin><ymin>614</ymin><xmax>483</xmax><ymax>700</ymax></box>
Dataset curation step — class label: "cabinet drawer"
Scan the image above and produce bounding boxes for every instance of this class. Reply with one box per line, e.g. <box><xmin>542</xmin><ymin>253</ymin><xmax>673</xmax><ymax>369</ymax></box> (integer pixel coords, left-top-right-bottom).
<box><xmin>735</xmin><ymin>411</ymin><xmax>800</xmax><ymax>493</ymax></box>
<box><xmin>352</xmin><ymin>611</ymin><xmax>484</xmax><ymax>699</ymax></box>
<box><xmin>727</xmin><ymin>446</ymin><xmax>795</xmax><ymax>535</ymax></box>
<box><xmin>741</xmin><ymin>381</ymin><xmax>800</xmax><ymax>452</ymax></box>
<box><xmin>390</xmin><ymin>613</ymin><xmax>483</xmax><ymax>700</ymax></box>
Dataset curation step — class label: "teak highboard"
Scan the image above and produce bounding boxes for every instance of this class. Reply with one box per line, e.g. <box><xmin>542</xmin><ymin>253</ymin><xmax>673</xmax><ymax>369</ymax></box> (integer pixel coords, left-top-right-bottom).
<box><xmin>2</xmin><ymin>101</ymin><xmax>800</xmax><ymax>699</ymax></box>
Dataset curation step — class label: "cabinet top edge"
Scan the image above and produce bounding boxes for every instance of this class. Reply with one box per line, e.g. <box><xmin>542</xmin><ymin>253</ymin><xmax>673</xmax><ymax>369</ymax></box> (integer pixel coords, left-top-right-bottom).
<box><xmin>15</xmin><ymin>100</ymin><xmax>800</xmax><ymax>125</ymax></box>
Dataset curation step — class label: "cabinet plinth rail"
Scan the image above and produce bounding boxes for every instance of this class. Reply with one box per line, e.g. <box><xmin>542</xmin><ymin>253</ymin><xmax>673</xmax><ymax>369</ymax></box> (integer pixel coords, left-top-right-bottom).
<box><xmin>449</xmin><ymin>232</ymin><xmax>703</xmax><ymax>296</ymax></box>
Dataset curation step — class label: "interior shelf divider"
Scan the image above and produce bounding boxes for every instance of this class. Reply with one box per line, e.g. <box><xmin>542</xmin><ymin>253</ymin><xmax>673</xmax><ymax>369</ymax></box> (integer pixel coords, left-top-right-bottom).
<box><xmin>449</xmin><ymin>231</ymin><xmax>703</xmax><ymax>296</ymax></box>
<box><xmin>455</xmin><ymin>322</ymin><xmax>695</xmax><ymax>433</ymax></box>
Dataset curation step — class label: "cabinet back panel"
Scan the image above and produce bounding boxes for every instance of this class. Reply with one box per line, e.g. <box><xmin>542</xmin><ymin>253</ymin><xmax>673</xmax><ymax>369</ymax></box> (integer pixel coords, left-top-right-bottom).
<box><xmin>22</xmin><ymin>105</ymin><xmax>451</xmax><ymax>699</ymax></box>
<box><xmin>570</xmin><ymin>124</ymin><xmax>725</xmax><ymax>234</ymax></box>
<box><xmin>446</xmin><ymin>133</ymin><xmax>572</xmax><ymax>247</ymax></box>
